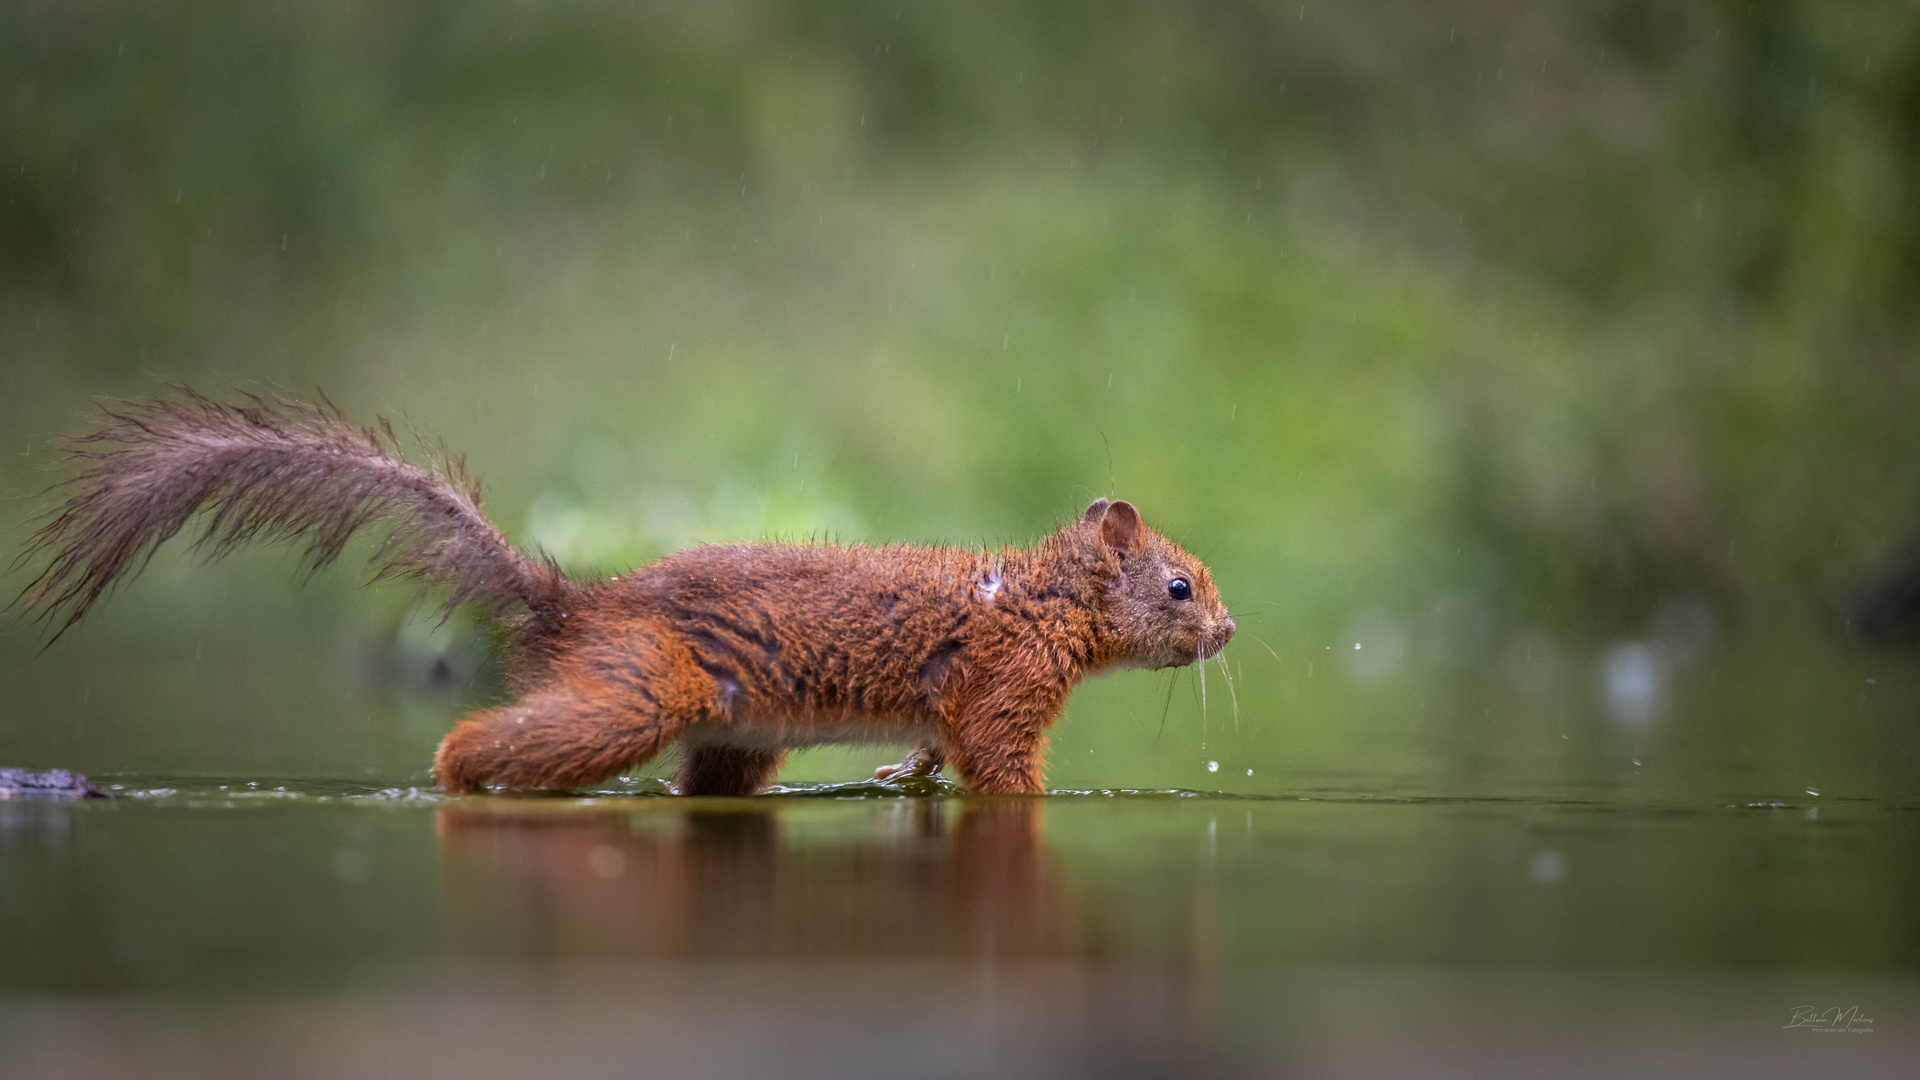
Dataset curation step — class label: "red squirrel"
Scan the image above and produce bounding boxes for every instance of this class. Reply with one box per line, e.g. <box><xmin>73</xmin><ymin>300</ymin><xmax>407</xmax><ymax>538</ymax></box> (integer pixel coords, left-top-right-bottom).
<box><xmin>13</xmin><ymin>391</ymin><xmax>1234</xmax><ymax>795</ymax></box>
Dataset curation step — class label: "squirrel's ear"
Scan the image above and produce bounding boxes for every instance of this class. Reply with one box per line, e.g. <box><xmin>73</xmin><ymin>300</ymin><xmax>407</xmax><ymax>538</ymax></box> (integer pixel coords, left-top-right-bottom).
<box><xmin>1098</xmin><ymin>500</ymin><xmax>1141</xmax><ymax>557</ymax></box>
<box><xmin>1082</xmin><ymin>497</ymin><xmax>1112</xmax><ymax>523</ymax></box>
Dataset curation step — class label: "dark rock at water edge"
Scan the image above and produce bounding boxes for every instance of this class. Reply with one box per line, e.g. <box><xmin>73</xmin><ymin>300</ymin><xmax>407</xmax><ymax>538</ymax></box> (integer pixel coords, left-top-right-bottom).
<box><xmin>1850</xmin><ymin>537</ymin><xmax>1920</xmax><ymax>642</ymax></box>
<box><xmin>0</xmin><ymin>768</ymin><xmax>107</xmax><ymax>799</ymax></box>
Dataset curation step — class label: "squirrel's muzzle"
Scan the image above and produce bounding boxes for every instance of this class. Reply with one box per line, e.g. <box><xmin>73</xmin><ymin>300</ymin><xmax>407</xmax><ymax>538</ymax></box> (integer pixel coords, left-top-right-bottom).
<box><xmin>1200</xmin><ymin>615</ymin><xmax>1235</xmax><ymax>659</ymax></box>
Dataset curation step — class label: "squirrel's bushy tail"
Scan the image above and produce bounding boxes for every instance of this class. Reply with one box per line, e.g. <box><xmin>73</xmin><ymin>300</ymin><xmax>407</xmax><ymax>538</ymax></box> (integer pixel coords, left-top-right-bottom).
<box><xmin>11</xmin><ymin>389</ymin><xmax>575</xmax><ymax>641</ymax></box>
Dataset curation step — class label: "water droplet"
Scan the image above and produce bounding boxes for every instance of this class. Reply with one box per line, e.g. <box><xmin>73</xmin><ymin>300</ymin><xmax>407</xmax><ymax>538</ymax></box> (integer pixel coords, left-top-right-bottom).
<box><xmin>1206</xmin><ymin>761</ymin><xmax>1219</xmax><ymax>773</ymax></box>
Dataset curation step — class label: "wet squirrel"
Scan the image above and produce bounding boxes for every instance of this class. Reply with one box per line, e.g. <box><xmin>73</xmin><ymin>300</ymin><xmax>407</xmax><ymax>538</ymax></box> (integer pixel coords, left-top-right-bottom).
<box><xmin>13</xmin><ymin>391</ymin><xmax>1234</xmax><ymax>795</ymax></box>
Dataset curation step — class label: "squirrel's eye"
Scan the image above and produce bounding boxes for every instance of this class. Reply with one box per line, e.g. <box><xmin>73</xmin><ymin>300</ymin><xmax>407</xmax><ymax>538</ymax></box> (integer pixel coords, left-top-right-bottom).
<box><xmin>1168</xmin><ymin>578</ymin><xmax>1193</xmax><ymax>601</ymax></box>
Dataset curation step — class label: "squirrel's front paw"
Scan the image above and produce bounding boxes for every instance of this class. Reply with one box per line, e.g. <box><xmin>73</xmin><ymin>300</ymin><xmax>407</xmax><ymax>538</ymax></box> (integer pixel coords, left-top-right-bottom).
<box><xmin>874</xmin><ymin>746</ymin><xmax>944</xmax><ymax>782</ymax></box>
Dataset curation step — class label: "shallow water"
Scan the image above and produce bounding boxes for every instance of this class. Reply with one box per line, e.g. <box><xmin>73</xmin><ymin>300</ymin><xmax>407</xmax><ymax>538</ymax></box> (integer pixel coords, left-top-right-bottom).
<box><xmin>3</xmin><ymin>776</ymin><xmax>1916</xmax><ymax>1077</ymax></box>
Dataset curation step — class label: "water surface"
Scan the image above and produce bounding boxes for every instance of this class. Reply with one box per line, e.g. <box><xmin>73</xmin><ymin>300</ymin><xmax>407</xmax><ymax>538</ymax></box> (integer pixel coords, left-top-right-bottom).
<box><xmin>4</xmin><ymin>776</ymin><xmax>1915</xmax><ymax>1077</ymax></box>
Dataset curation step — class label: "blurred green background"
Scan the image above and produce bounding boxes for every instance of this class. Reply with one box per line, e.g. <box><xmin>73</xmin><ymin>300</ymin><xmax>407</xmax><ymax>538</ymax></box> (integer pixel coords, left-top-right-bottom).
<box><xmin>3</xmin><ymin>0</ymin><xmax>1917</xmax><ymax>795</ymax></box>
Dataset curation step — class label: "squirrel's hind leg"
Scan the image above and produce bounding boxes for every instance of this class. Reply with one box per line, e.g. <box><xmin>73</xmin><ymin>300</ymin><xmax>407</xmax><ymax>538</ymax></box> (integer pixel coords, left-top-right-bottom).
<box><xmin>433</xmin><ymin>682</ymin><xmax>687</xmax><ymax>794</ymax></box>
<box><xmin>673</xmin><ymin>746</ymin><xmax>786</xmax><ymax>796</ymax></box>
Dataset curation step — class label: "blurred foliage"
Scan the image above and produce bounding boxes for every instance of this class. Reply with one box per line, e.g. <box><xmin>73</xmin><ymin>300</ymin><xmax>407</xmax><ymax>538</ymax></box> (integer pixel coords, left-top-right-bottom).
<box><xmin>1</xmin><ymin>0</ymin><xmax>1917</xmax><ymax>791</ymax></box>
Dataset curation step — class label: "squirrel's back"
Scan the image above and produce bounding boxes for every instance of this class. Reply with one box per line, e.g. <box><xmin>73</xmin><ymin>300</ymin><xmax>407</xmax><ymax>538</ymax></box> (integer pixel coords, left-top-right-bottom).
<box><xmin>559</xmin><ymin>542</ymin><xmax>991</xmax><ymax>735</ymax></box>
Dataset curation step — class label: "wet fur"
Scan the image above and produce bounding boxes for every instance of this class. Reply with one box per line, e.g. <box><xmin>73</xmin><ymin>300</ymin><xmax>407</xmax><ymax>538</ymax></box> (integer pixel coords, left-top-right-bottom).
<box><xmin>12</xmin><ymin>390</ymin><xmax>575</xmax><ymax>647</ymax></box>
<box><xmin>15</xmin><ymin>392</ymin><xmax>1234</xmax><ymax>796</ymax></box>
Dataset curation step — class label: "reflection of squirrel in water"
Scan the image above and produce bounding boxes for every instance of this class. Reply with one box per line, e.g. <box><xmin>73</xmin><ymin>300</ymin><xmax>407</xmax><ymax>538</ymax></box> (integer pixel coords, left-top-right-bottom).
<box><xmin>14</xmin><ymin>391</ymin><xmax>1234</xmax><ymax>795</ymax></box>
<box><xmin>435</xmin><ymin>799</ymin><xmax>1063</xmax><ymax>960</ymax></box>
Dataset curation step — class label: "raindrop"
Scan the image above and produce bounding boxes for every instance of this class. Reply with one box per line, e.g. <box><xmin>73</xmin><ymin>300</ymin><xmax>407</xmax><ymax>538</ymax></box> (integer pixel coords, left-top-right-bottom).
<box><xmin>1344</xmin><ymin>614</ymin><xmax>1406</xmax><ymax>680</ymax></box>
<box><xmin>1206</xmin><ymin>761</ymin><xmax>1219</xmax><ymax>773</ymax></box>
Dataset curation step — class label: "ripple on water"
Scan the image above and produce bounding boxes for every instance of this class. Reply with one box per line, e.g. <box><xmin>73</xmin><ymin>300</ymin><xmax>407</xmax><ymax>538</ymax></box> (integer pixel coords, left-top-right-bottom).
<box><xmin>66</xmin><ymin>775</ymin><xmax>1913</xmax><ymax>814</ymax></box>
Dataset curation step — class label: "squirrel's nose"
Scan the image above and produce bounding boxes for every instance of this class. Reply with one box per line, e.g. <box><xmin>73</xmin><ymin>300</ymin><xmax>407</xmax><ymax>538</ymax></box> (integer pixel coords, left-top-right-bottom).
<box><xmin>1219</xmin><ymin>615</ymin><xmax>1236</xmax><ymax>643</ymax></box>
